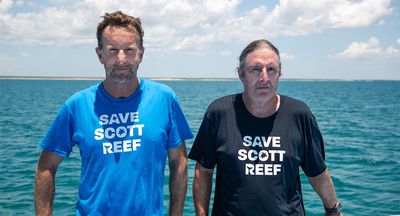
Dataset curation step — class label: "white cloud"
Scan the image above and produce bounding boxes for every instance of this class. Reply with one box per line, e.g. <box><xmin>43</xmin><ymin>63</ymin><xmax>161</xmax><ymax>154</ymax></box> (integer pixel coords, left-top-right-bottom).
<box><xmin>212</xmin><ymin>0</ymin><xmax>394</xmax><ymax>42</ymax></box>
<box><xmin>15</xmin><ymin>0</ymin><xmax>24</xmax><ymax>7</ymax></box>
<box><xmin>46</xmin><ymin>0</ymin><xmax>72</xmax><ymax>3</ymax></box>
<box><xmin>171</xmin><ymin>0</ymin><xmax>394</xmax><ymax>48</ymax></box>
<box><xmin>174</xmin><ymin>34</ymin><xmax>215</xmax><ymax>51</ymax></box>
<box><xmin>0</xmin><ymin>0</ymin><xmax>13</xmax><ymax>12</ymax></box>
<box><xmin>0</xmin><ymin>0</ymin><xmax>395</xmax><ymax>52</ymax></box>
<box><xmin>333</xmin><ymin>37</ymin><xmax>400</xmax><ymax>59</ymax></box>
<box><xmin>328</xmin><ymin>0</ymin><xmax>393</xmax><ymax>28</ymax></box>
<box><xmin>281</xmin><ymin>52</ymin><xmax>295</xmax><ymax>60</ymax></box>
<box><xmin>21</xmin><ymin>52</ymin><xmax>30</xmax><ymax>56</ymax></box>
<box><xmin>0</xmin><ymin>5</ymin><xmax>98</xmax><ymax>46</ymax></box>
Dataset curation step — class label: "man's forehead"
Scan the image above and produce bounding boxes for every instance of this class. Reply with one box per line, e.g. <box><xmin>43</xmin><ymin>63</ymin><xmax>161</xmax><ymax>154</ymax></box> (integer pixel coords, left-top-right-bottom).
<box><xmin>246</xmin><ymin>50</ymin><xmax>279</xmax><ymax>65</ymax></box>
<box><xmin>102</xmin><ymin>27</ymin><xmax>140</xmax><ymax>46</ymax></box>
<box><xmin>102</xmin><ymin>38</ymin><xmax>138</xmax><ymax>47</ymax></box>
<box><xmin>103</xmin><ymin>43</ymin><xmax>138</xmax><ymax>48</ymax></box>
<box><xmin>247</xmin><ymin>62</ymin><xmax>277</xmax><ymax>68</ymax></box>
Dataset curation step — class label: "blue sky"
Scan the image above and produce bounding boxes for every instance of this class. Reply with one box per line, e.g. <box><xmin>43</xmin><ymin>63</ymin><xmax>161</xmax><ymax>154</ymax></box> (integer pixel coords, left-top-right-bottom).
<box><xmin>0</xmin><ymin>0</ymin><xmax>399</xmax><ymax>80</ymax></box>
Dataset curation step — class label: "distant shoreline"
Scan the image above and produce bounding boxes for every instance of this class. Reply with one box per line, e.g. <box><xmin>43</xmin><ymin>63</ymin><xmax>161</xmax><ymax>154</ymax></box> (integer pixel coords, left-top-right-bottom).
<box><xmin>0</xmin><ymin>76</ymin><xmax>397</xmax><ymax>81</ymax></box>
<box><xmin>0</xmin><ymin>76</ymin><xmax>236</xmax><ymax>81</ymax></box>
<box><xmin>0</xmin><ymin>76</ymin><xmax>104</xmax><ymax>81</ymax></box>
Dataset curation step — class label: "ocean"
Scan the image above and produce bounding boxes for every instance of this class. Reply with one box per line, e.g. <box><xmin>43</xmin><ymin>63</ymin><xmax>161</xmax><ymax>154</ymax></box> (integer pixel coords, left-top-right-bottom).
<box><xmin>0</xmin><ymin>79</ymin><xmax>399</xmax><ymax>215</ymax></box>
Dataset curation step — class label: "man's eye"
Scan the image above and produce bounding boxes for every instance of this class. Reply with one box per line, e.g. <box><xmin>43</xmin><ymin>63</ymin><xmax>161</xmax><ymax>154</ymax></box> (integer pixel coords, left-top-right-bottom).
<box><xmin>125</xmin><ymin>48</ymin><xmax>135</xmax><ymax>54</ymax></box>
<box><xmin>267</xmin><ymin>67</ymin><xmax>278</xmax><ymax>74</ymax></box>
<box><xmin>250</xmin><ymin>68</ymin><xmax>262</xmax><ymax>73</ymax></box>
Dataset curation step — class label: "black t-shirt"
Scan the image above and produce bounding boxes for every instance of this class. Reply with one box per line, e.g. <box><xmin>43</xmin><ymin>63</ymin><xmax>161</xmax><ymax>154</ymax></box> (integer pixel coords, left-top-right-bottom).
<box><xmin>188</xmin><ymin>94</ymin><xmax>326</xmax><ymax>216</ymax></box>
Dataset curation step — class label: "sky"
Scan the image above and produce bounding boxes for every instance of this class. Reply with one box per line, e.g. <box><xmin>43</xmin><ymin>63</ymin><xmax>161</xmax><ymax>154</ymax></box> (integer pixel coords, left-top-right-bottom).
<box><xmin>0</xmin><ymin>0</ymin><xmax>399</xmax><ymax>80</ymax></box>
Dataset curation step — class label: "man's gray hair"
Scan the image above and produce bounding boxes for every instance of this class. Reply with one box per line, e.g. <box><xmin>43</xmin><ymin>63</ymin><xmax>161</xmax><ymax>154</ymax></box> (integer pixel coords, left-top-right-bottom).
<box><xmin>238</xmin><ymin>39</ymin><xmax>281</xmax><ymax>74</ymax></box>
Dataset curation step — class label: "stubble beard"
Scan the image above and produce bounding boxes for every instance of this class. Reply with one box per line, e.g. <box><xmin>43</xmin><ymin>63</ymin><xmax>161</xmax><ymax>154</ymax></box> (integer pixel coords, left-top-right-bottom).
<box><xmin>106</xmin><ymin>65</ymin><xmax>138</xmax><ymax>84</ymax></box>
<box><xmin>248</xmin><ymin>81</ymin><xmax>278</xmax><ymax>103</ymax></box>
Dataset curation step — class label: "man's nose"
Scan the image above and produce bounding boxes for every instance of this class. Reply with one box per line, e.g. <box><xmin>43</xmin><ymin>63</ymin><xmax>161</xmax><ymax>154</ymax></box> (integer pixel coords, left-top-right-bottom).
<box><xmin>260</xmin><ymin>68</ymin><xmax>269</xmax><ymax>81</ymax></box>
<box><xmin>117</xmin><ymin>50</ymin><xmax>126</xmax><ymax>63</ymax></box>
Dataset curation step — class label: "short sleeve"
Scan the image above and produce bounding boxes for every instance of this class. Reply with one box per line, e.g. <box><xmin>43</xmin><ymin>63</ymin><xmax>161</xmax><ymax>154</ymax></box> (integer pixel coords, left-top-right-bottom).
<box><xmin>39</xmin><ymin>103</ymin><xmax>74</xmax><ymax>158</ymax></box>
<box><xmin>188</xmin><ymin>110</ymin><xmax>218</xmax><ymax>169</ymax></box>
<box><xmin>301</xmin><ymin>113</ymin><xmax>327</xmax><ymax>177</ymax></box>
<box><xmin>167</xmin><ymin>95</ymin><xmax>193</xmax><ymax>148</ymax></box>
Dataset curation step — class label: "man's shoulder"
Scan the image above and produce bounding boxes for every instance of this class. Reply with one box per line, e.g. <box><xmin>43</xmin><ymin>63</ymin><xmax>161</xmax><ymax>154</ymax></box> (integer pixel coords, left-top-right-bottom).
<box><xmin>207</xmin><ymin>94</ymin><xmax>238</xmax><ymax>112</ymax></box>
<box><xmin>280</xmin><ymin>94</ymin><xmax>313</xmax><ymax>115</ymax></box>
<box><xmin>280</xmin><ymin>94</ymin><xmax>307</xmax><ymax>106</ymax></box>
<box><xmin>65</xmin><ymin>83</ymin><xmax>99</xmax><ymax>104</ymax></box>
<box><xmin>141</xmin><ymin>78</ymin><xmax>175</xmax><ymax>95</ymax></box>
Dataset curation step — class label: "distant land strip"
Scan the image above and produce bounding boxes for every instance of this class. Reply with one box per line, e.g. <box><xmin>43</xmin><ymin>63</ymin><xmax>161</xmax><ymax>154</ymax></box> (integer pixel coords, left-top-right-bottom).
<box><xmin>0</xmin><ymin>76</ymin><xmax>394</xmax><ymax>81</ymax></box>
<box><xmin>0</xmin><ymin>76</ymin><xmax>238</xmax><ymax>81</ymax></box>
<box><xmin>0</xmin><ymin>76</ymin><xmax>104</xmax><ymax>80</ymax></box>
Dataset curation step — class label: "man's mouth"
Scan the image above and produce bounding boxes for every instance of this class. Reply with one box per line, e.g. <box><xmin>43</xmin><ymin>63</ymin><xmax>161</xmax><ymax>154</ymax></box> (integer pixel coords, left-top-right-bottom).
<box><xmin>113</xmin><ymin>67</ymin><xmax>130</xmax><ymax>71</ymax></box>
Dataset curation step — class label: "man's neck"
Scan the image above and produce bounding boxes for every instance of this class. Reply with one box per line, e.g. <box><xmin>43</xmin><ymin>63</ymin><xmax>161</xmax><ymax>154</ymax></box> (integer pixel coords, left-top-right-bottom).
<box><xmin>103</xmin><ymin>77</ymin><xmax>140</xmax><ymax>98</ymax></box>
<box><xmin>242</xmin><ymin>93</ymin><xmax>280</xmax><ymax>118</ymax></box>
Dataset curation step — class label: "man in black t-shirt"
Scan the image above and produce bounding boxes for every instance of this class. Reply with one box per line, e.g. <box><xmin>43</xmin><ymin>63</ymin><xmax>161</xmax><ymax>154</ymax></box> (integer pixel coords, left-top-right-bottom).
<box><xmin>188</xmin><ymin>39</ymin><xmax>342</xmax><ymax>216</ymax></box>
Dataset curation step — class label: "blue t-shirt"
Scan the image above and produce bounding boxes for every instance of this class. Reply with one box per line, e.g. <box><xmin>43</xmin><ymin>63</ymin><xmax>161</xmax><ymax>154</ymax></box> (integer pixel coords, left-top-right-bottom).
<box><xmin>40</xmin><ymin>78</ymin><xmax>193</xmax><ymax>215</ymax></box>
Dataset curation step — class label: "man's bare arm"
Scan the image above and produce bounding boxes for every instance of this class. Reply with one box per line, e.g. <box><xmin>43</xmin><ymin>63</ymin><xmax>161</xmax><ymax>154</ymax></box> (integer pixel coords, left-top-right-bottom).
<box><xmin>193</xmin><ymin>162</ymin><xmax>213</xmax><ymax>216</ymax></box>
<box><xmin>168</xmin><ymin>143</ymin><xmax>188</xmax><ymax>216</ymax></box>
<box><xmin>308</xmin><ymin>168</ymin><xmax>342</xmax><ymax>215</ymax></box>
<box><xmin>34</xmin><ymin>150</ymin><xmax>63</xmax><ymax>216</ymax></box>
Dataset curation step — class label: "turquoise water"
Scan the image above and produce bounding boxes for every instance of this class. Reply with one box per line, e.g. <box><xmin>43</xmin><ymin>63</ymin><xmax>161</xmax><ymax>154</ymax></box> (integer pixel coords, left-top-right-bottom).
<box><xmin>0</xmin><ymin>79</ymin><xmax>399</xmax><ymax>215</ymax></box>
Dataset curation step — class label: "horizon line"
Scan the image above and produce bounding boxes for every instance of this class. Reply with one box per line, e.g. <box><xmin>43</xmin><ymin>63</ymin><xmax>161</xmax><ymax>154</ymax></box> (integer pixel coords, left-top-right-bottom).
<box><xmin>0</xmin><ymin>75</ymin><xmax>398</xmax><ymax>81</ymax></box>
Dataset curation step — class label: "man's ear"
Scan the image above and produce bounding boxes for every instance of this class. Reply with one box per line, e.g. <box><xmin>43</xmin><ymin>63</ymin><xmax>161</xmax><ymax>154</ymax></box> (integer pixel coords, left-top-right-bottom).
<box><xmin>138</xmin><ymin>47</ymin><xmax>145</xmax><ymax>63</ymax></box>
<box><xmin>237</xmin><ymin>67</ymin><xmax>245</xmax><ymax>81</ymax></box>
<box><xmin>95</xmin><ymin>47</ymin><xmax>104</xmax><ymax>64</ymax></box>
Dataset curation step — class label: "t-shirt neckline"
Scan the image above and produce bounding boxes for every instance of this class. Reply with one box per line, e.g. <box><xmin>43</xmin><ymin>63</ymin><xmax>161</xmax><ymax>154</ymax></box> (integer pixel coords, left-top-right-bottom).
<box><xmin>237</xmin><ymin>93</ymin><xmax>282</xmax><ymax>120</ymax></box>
<box><xmin>99</xmin><ymin>78</ymin><xmax>144</xmax><ymax>103</ymax></box>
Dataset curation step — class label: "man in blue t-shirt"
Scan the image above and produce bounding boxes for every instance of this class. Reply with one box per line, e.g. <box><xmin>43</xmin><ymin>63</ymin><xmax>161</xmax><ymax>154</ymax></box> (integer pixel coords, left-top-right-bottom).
<box><xmin>34</xmin><ymin>11</ymin><xmax>193</xmax><ymax>216</ymax></box>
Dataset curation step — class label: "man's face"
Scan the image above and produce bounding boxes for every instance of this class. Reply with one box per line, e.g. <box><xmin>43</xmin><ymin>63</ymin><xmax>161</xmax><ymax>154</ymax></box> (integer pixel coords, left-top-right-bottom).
<box><xmin>96</xmin><ymin>26</ymin><xmax>143</xmax><ymax>84</ymax></box>
<box><xmin>239</xmin><ymin>48</ymin><xmax>280</xmax><ymax>102</ymax></box>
